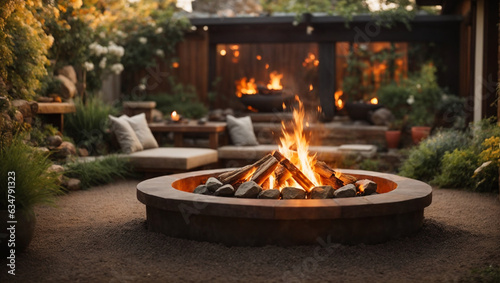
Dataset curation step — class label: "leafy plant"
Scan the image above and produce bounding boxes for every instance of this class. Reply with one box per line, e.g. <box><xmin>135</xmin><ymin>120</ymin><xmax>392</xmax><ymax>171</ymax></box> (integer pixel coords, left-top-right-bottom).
<box><xmin>65</xmin><ymin>96</ymin><xmax>118</xmax><ymax>155</ymax></box>
<box><xmin>64</xmin><ymin>155</ymin><xmax>132</xmax><ymax>189</ymax></box>
<box><xmin>399</xmin><ymin>130</ymin><xmax>470</xmax><ymax>181</ymax></box>
<box><xmin>143</xmin><ymin>77</ymin><xmax>208</xmax><ymax>119</ymax></box>
<box><xmin>0</xmin><ymin>135</ymin><xmax>62</xmax><ymax>213</ymax></box>
<box><xmin>377</xmin><ymin>82</ymin><xmax>411</xmax><ymax>121</ymax></box>
<box><xmin>431</xmin><ymin>148</ymin><xmax>479</xmax><ymax>189</ymax></box>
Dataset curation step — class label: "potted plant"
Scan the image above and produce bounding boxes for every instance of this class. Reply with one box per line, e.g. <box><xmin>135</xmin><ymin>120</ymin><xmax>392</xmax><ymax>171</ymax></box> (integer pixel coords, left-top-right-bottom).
<box><xmin>385</xmin><ymin>118</ymin><xmax>405</xmax><ymax>149</ymax></box>
<box><xmin>0</xmin><ymin>135</ymin><xmax>62</xmax><ymax>254</ymax></box>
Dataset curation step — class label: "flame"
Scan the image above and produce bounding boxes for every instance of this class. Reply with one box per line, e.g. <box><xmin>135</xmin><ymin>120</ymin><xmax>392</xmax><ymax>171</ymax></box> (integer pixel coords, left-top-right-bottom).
<box><xmin>282</xmin><ymin>102</ymin><xmax>286</xmax><ymax>110</ymax></box>
<box><xmin>172</xmin><ymin>62</ymin><xmax>179</xmax><ymax>68</ymax></box>
<box><xmin>256</xmin><ymin>55</ymin><xmax>262</xmax><ymax>60</ymax></box>
<box><xmin>220</xmin><ymin>49</ymin><xmax>226</xmax><ymax>56</ymax></box>
<box><xmin>277</xmin><ymin>98</ymin><xmax>320</xmax><ymax>191</ymax></box>
<box><xmin>234</xmin><ymin>50</ymin><xmax>240</xmax><ymax>58</ymax></box>
<box><xmin>247</xmin><ymin>106</ymin><xmax>258</xmax><ymax>112</ymax></box>
<box><xmin>267</xmin><ymin>71</ymin><xmax>283</xmax><ymax>90</ymax></box>
<box><xmin>370</xmin><ymin>97</ymin><xmax>378</xmax><ymax>104</ymax></box>
<box><xmin>235</xmin><ymin>77</ymin><xmax>257</xmax><ymax>97</ymax></box>
<box><xmin>171</xmin><ymin>111</ymin><xmax>180</xmax><ymax>121</ymax></box>
<box><xmin>335</xmin><ymin>90</ymin><xmax>344</xmax><ymax>110</ymax></box>
<box><xmin>265</xmin><ymin>64</ymin><xmax>269</xmax><ymax>69</ymax></box>
<box><xmin>309</xmin><ymin>84</ymin><xmax>313</xmax><ymax>91</ymax></box>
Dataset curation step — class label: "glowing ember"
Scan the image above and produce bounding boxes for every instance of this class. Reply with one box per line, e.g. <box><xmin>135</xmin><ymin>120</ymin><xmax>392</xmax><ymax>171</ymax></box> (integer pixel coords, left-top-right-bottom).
<box><xmin>370</xmin><ymin>97</ymin><xmax>378</xmax><ymax>104</ymax></box>
<box><xmin>171</xmin><ymin>111</ymin><xmax>180</xmax><ymax>121</ymax></box>
<box><xmin>235</xmin><ymin>77</ymin><xmax>257</xmax><ymax>97</ymax></box>
<box><xmin>267</xmin><ymin>71</ymin><xmax>283</xmax><ymax>90</ymax></box>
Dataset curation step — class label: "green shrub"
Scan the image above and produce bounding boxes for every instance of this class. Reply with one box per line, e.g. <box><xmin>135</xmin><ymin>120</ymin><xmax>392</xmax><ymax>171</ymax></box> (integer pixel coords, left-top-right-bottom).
<box><xmin>0</xmin><ymin>135</ymin><xmax>62</xmax><ymax>213</ymax></box>
<box><xmin>399</xmin><ymin>130</ymin><xmax>470</xmax><ymax>181</ymax></box>
<box><xmin>64</xmin><ymin>155</ymin><xmax>132</xmax><ymax>189</ymax></box>
<box><xmin>431</xmin><ymin>148</ymin><xmax>479</xmax><ymax>189</ymax></box>
<box><xmin>377</xmin><ymin>82</ymin><xmax>411</xmax><ymax>121</ymax></box>
<box><xmin>65</xmin><ymin>96</ymin><xmax>118</xmax><ymax>155</ymax></box>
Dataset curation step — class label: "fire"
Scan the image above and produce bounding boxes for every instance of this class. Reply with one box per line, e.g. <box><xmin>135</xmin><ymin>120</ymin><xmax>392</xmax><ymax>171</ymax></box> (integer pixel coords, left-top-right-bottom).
<box><xmin>309</xmin><ymin>84</ymin><xmax>313</xmax><ymax>91</ymax></box>
<box><xmin>267</xmin><ymin>71</ymin><xmax>283</xmax><ymax>90</ymax></box>
<box><xmin>277</xmin><ymin>98</ymin><xmax>320</xmax><ymax>191</ymax></box>
<box><xmin>335</xmin><ymin>90</ymin><xmax>344</xmax><ymax>110</ymax></box>
<box><xmin>370</xmin><ymin>97</ymin><xmax>378</xmax><ymax>104</ymax></box>
<box><xmin>171</xmin><ymin>111</ymin><xmax>180</xmax><ymax>121</ymax></box>
<box><xmin>235</xmin><ymin>77</ymin><xmax>257</xmax><ymax>97</ymax></box>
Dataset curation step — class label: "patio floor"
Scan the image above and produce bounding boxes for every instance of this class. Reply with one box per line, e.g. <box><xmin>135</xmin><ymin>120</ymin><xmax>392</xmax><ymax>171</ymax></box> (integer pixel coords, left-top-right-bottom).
<box><xmin>2</xmin><ymin>179</ymin><xmax>499</xmax><ymax>282</ymax></box>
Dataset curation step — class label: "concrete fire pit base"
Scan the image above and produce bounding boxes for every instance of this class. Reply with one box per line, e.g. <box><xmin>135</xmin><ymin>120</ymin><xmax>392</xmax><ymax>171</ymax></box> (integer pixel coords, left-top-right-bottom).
<box><xmin>137</xmin><ymin>169</ymin><xmax>432</xmax><ymax>246</ymax></box>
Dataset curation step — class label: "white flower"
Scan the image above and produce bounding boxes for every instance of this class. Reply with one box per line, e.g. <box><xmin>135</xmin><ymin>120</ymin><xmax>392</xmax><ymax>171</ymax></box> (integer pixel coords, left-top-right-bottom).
<box><xmin>99</xmin><ymin>31</ymin><xmax>106</xmax><ymax>38</ymax></box>
<box><xmin>138</xmin><ymin>84</ymin><xmax>146</xmax><ymax>91</ymax></box>
<box><xmin>108</xmin><ymin>42</ymin><xmax>125</xmax><ymax>57</ymax></box>
<box><xmin>89</xmin><ymin>42</ymin><xmax>109</xmax><ymax>57</ymax></box>
<box><xmin>83</xmin><ymin>62</ymin><xmax>94</xmax><ymax>72</ymax></box>
<box><xmin>155</xmin><ymin>49</ymin><xmax>164</xmax><ymax>57</ymax></box>
<box><xmin>407</xmin><ymin>95</ymin><xmax>415</xmax><ymax>105</ymax></box>
<box><xmin>416</xmin><ymin>84</ymin><xmax>421</xmax><ymax>89</ymax></box>
<box><xmin>139</xmin><ymin>37</ymin><xmax>147</xmax><ymax>44</ymax></box>
<box><xmin>155</xmin><ymin>27</ymin><xmax>163</xmax><ymax>34</ymax></box>
<box><xmin>110</xmin><ymin>63</ymin><xmax>124</xmax><ymax>74</ymax></box>
<box><xmin>405</xmin><ymin>5</ymin><xmax>414</xmax><ymax>11</ymax></box>
<box><xmin>99</xmin><ymin>57</ymin><xmax>107</xmax><ymax>69</ymax></box>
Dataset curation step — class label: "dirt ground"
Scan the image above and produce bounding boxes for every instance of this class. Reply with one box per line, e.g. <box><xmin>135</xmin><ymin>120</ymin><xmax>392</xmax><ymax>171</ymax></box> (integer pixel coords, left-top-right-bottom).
<box><xmin>1</xmin><ymin>179</ymin><xmax>499</xmax><ymax>282</ymax></box>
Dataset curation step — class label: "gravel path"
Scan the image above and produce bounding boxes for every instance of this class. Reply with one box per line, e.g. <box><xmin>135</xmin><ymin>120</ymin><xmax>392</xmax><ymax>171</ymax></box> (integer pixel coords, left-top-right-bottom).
<box><xmin>2</xmin><ymin>179</ymin><xmax>499</xmax><ymax>282</ymax></box>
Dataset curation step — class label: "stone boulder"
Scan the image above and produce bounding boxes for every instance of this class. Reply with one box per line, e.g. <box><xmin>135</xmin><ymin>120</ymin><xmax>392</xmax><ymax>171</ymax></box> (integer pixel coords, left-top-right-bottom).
<box><xmin>206</xmin><ymin>177</ymin><xmax>223</xmax><ymax>192</ymax></box>
<box><xmin>258</xmin><ymin>189</ymin><xmax>281</xmax><ymax>199</ymax></box>
<box><xmin>370</xmin><ymin>108</ymin><xmax>394</xmax><ymax>126</ymax></box>
<box><xmin>214</xmin><ymin>184</ymin><xmax>235</xmax><ymax>197</ymax></box>
<box><xmin>57</xmin><ymin>65</ymin><xmax>78</xmax><ymax>84</ymax></box>
<box><xmin>355</xmin><ymin>179</ymin><xmax>378</xmax><ymax>195</ymax></box>
<box><xmin>56</xmin><ymin>75</ymin><xmax>77</xmax><ymax>100</ymax></box>
<box><xmin>281</xmin><ymin>187</ymin><xmax>306</xmax><ymax>199</ymax></box>
<box><xmin>193</xmin><ymin>184</ymin><xmax>211</xmax><ymax>195</ymax></box>
<box><xmin>46</xmin><ymin>135</ymin><xmax>63</xmax><ymax>148</ymax></box>
<box><xmin>334</xmin><ymin>184</ymin><xmax>357</xmax><ymax>198</ymax></box>
<box><xmin>309</xmin><ymin>186</ymin><xmax>334</xmax><ymax>199</ymax></box>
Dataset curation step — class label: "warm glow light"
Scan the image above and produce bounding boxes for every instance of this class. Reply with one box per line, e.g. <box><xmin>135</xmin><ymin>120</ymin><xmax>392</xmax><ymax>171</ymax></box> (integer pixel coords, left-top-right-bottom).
<box><xmin>278</xmin><ymin>98</ymin><xmax>320</xmax><ymax>191</ymax></box>
<box><xmin>265</xmin><ymin>64</ymin><xmax>269</xmax><ymax>69</ymax></box>
<box><xmin>317</xmin><ymin>106</ymin><xmax>322</xmax><ymax>112</ymax></box>
<box><xmin>220</xmin><ymin>49</ymin><xmax>227</xmax><ymax>56</ymax></box>
<box><xmin>247</xmin><ymin>106</ymin><xmax>258</xmax><ymax>112</ymax></box>
<box><xmin>230</xmin><ymin>45</ymin><xmax>239</xmax><ymax>50</ymax></box>
<box><xmin>172</xmin><ymin>62</ymin><xmax>179</xmax><ymax>68</ymax></box>
<box><xmin>282</xmin><ymin>102</ymin><xmax>286</xmax><ymax>110</ymax></box>
<box><xmin>370</xmin><ymin>97</ymin><xmax>379</xmax><ymax>104</ymax></box>
<box><xmin>309</xmin><ymin>84</ymin><xmax>313</xmax><ymax>91</ymax></box>
<box><xmin>235</xmin><ymin>77</ymin><xmax>257</xmax><ymax>97</ymax></box>
<box><xmin>267</xmin><ymin>71</ymin><xmax>283</xmax><ymax>90</ymax></box>
<box><xmin>171</xmin><ymin>111</ymin><xmax>180</xmax><ymax>121</ymax></box>
<box><xmin>256</xmin><ymin>55</ymin><xmax>262</xmax><ymax>60</ymax></box>
<box><xmin>234</xmin><ymin>50</ymin><xmax>240</xmax><ymax>57</ymax></box>
<box><xmin>335</xmin><ymin>90</ymin><xmax>344</xmax><ymax>110</ymax></box>
<box><xmin>313</xmin><ymin>60</ymin><xmax>319</xmax><ymax>67</ymax></box>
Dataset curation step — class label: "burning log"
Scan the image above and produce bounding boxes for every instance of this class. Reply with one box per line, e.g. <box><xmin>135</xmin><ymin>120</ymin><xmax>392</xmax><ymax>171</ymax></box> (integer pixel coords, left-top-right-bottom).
<box><xmin>217</xmin><ymin>154</ymin><xmax>273</xmax><ymax>185</ymax></box>
<box><xmin>251</xmin><ymin>155</ymin><xmax>280</xmax><ymax>185</ymax></box>
<box><xmin>275</xmin><ymin>165</ymin><xmax>292</xmax><ymax>188</ymax></box>
<box><xmin>273</xmin><ymin>151</ymin><xmax>315</xmax><ymax>192</ymax></box>
<box><xmin>314</xmin><ymin>161</ymin><xmax>357</xmax><ymax>187</ymax></box>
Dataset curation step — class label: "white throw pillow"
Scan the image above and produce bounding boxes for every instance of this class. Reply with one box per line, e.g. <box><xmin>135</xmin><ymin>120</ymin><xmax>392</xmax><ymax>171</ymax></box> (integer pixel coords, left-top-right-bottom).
<box><xmin>124</xmin><ymin>113</ymin><xmax>159</xmax><ymax>149</ymax></box>
<box><xmin>226</xmin><ymin>115</ymin><xmax>259</xmax><ymax>146</ymax></box>
<box><xmin>109</xmin><ymin>115</ymin><xmax>143</xmax><ymax>153</ymax></box>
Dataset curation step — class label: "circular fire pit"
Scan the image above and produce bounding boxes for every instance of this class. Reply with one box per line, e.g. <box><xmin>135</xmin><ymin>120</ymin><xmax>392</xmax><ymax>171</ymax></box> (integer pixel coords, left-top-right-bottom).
<box><xmin>137</xmin><ymin>169</ymin><xmax>432</xmax><ymax>246</ymax></box>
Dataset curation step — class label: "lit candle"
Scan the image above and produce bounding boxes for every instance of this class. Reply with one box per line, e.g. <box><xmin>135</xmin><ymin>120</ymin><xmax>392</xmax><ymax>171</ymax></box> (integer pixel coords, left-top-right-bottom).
<box><xmin>171</xmin><ymin>111</ymin><xmax>180</xmax><ymax>122</ymax></box>
<box><xmin>370</xmin><ymin>98</ymin><xmax>379</xmax><ymax>104</ymax></box>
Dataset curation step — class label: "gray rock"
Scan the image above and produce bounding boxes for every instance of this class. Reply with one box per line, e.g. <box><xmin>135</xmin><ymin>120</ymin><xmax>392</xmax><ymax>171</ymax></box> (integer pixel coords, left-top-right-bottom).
<box><xmin>206</xmin><ymin>177</ymin><xmax>223</xmax><ymax>192</ymax></box>
<box><xmin>334</xmin><ymin>184</ymin><xmax>357</xmax><ymax>198</ymax></box>
<box><xmin>235</xmin><ymin>181</ymin><xmax>262</xmax><ymax>198</ymax></box>
<box><xmin>56</xmin><ymin>75</ymin><xmax>77</xmax><ymax>99</ymax></box>
<box><xmin>281</xmin><ymin>187</ymin><xmax>306</xmax><ymax>199</ymax></box>
<box><xmin>214</xmin><ymin>184</ymin><xmax>235</xmax><ymax>197</ymax></box>
<box><xmin>12</xmin><ymin>100</ymin><xmax>32</xmax><ymax>122</ymax></box>
<box><xmin>370</xmin><ymin>107</ymin><xmax>394</xmax><ymax>126</ymax></box>
<box><xmin>193</xmin><ymin>184</ymin><xmax>211</xmax><ymax>195</ymax></box>
<box><xmin>309</xmin><ymin>186</ymin><xmax>334</xmax><ymax>199</ymax></box>
<box><xmin>46</xmin><ymin>135</ymin><xmax>63</xmax><ymax>148</ymax></box>
<box><xmin>58</xmin><ymin>141</ymin><xmax>77</xmax><ymax>155</ymax></box>
<box><xmin>66</xmin><ymin>178</ymin><xmax>81</xmax><ymax>191</ymax></box>
<box><xmin>48</xmin><ymin>164</ymin><xmax>65</xmax><ymax>174</ymax></box>
<box><xmin>57</xmin><ymin>65</ymin><xmax>78</xmax><ymax>84</ymax></box>
<box><xmin>258</xmin><ymin>189</ymin><xmax>281</xmax><ymax>199</ymax></box>
<box><xmin>77</xmin><ymin>147</ymin><xmax>89</xmax><ymax>157</ymax></box>
<box><xmin>355</xmin><ymin>179</ymin><xmax>378</xmax><ymax>195</ymax></box>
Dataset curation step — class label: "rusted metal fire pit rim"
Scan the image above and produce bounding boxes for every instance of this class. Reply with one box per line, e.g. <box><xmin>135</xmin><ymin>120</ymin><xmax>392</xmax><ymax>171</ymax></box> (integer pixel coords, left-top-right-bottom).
<box><xmin>137</xmin><ymin>168</ymin><xmax>432</xmax><ymax>220</ymax></box>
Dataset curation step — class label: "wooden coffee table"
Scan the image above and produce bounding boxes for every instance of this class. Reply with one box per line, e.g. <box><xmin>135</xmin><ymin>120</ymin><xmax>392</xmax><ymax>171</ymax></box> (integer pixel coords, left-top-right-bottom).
<box><xmin>148</xmin><ymin>121</ymin><xmax>227</xmax><ymax>149</ymax></box>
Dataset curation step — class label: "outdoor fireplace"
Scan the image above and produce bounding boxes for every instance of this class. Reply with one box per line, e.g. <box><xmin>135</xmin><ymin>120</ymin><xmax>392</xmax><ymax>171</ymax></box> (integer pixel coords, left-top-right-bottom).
<box><xmin>137</xmin><ymin>98</ymin><xmax>432</xmax><ymax>246</ymax></box>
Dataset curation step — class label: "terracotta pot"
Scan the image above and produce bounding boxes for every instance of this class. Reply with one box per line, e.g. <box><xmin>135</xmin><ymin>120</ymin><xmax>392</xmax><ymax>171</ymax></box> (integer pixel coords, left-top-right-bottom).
<box><xmin>0</xmin><ymin>210</ymin><xmax>36</xmax><ymax>255</ymax></box>
<box><xmin>385</xmin><ymin>130</ymin><xmax>401</xmax><ymax>149</ymax></box>
<box><xmin>411</xmin><ymin>126</ymin><xmax>431</xmax><ymax>144</ymax></box>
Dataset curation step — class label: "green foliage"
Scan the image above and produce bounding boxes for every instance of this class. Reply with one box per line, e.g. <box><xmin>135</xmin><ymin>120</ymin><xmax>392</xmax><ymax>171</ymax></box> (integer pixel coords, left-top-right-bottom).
<box><xmin>399</xmin><ymin>130</ymin><xmax>470</xmax><ymax>181</ymax></box>
<box><xmin>64</xmin><ymin>155</ymin><xmax>132</xmax><ymax>189</ymax></box>
<box><xmin>65</xmin><ymin>96</ymin><xmax>118</xmax><ymax>155</ymax></box>
<box><xmin>406</xmin><ymin>64</ymin><xmax>442</xmax><ymax>126</ymax></box>
<box><xmin>431</xmin><ymin>148</ymin><xmax>479</xmax><ymax>189</ymax></box>
<box><xmin>261</xmin><ymin>0</ymin><xmax>335</xmax><ymax>16</ymax></box>
<box><xmin>460</xmin><ymin>265</ymin><xmax>500</xmax><ymax>283</ymax></box>
<box><xmin>0</xmin><ymin>1</ymin><xmax>51</xmax><ymax>100</ymax></box>
<box><xmin>0</xmin><ymin>135</ymin><xmax>62</xmax><ymax>212</ymax></box>
<box><xmin>359</xmin><ymin>158</ymin><xmax>380</xmax><ymax>171</ymax></box>
<box><xmin>29</xmin><ymin>118</ymin><xmax>59</xmax><ymax>147</ymax></box>
<box><xmin>377</xmin><ymin>82</ymin><xmax>411</xmax><ymax>121</ymax></box>
<box><xmin>143</xmin><ymin>77</ymin><xmax>208</xmax><ymax>119</ymax></box>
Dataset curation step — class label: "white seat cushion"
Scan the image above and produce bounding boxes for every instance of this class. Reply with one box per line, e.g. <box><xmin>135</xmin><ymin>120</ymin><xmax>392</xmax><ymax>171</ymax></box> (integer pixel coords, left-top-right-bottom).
<box><xmin>124</xmin><ymin>113</ymin><xmax>159</xmax><ymax>149</ymax></box>
<box><xmin>128</xmin><ymin>147</ymin><xmax>218</xmax><ymax>170</ymax></box>
<box><xmin>109</xmin><ymin>115</ymin><xmax>143</xmax><ymax>154</ymax></box>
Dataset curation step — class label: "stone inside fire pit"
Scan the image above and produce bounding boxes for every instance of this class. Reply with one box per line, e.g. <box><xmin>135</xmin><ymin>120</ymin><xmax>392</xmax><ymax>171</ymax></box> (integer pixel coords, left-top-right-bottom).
<box><xmin>137</xmin><ymin>168</ymin><xmax>432</xmax><ymax>246</ymax></box>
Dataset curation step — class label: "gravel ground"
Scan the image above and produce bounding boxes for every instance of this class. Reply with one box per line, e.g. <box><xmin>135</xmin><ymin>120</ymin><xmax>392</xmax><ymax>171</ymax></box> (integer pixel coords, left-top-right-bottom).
<box><xmin>1</xmin><ymin>179</ymin><xmax>499</xmax><ymax>282</ymax></box>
